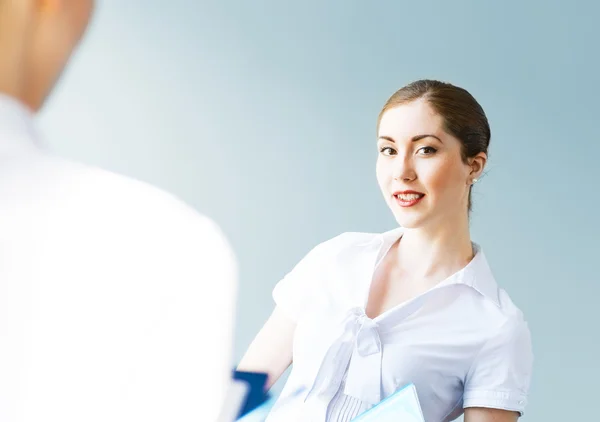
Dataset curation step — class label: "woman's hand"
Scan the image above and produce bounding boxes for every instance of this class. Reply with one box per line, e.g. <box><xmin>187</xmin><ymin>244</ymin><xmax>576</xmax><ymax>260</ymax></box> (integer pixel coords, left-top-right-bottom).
<box><xmin>464</xmin><ymin>407</ymin><xmax>520</xmax><ymax>422</ymax></box>
<box><xmin>237</xmin><ymin>306</ymin><xmax>297</xmax><ymax>390</ymax></box>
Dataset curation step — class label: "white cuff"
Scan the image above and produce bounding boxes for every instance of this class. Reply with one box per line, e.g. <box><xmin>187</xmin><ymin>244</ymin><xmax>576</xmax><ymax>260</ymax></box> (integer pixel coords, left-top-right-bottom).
<box><xmin>463</xmin><ymin>389</ymin><xmax>528</xmax><ymax>416</ymax></box>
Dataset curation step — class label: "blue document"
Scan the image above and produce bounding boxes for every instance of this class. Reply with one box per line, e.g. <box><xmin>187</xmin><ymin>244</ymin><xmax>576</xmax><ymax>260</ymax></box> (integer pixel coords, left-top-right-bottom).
<box><xmin>351</xmin><ymin>383</ymin><xmax>424</xmax><ymax>422</ymax></box>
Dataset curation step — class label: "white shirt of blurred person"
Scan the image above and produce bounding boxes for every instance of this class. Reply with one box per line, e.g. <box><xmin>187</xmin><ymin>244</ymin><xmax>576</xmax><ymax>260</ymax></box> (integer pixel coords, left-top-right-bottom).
<box><xmin>0</xmin><ymin>1</ymin><xmax>237</xmax><ymax>421</ymax></box>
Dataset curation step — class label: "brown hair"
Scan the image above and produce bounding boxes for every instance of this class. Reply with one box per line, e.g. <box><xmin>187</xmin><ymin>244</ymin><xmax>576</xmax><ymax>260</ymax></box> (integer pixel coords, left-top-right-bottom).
<box><xmin>377</xmin><ymin>79</ymin><xmax>491</xmax><ymax>211</ymax></box>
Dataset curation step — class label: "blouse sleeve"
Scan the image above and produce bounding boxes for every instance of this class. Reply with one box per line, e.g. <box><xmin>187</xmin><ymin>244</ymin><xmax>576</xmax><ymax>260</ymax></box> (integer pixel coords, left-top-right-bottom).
<box><xmin>272</xmin><ymin>233</ymin><xmax>349</xmax><ymax>322</ymax></box>
<box><xmin>463</xmin><ymin>318</ymin><xmax>534</xmax><ymax>415</ymax></box>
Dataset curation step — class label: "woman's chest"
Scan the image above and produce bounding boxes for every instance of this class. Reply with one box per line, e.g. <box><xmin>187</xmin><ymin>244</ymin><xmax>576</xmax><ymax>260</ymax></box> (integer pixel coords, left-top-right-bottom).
<box><xmin>292</xmin><ymin>292</ymin><xmax>491</xmax><ymax>420</ymax></box>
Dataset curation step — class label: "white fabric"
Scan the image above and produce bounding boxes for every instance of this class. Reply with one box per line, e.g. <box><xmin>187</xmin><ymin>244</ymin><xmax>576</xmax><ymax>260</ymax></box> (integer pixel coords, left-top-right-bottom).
<box><xmin>267</xmin><ymin>228</ymin><xmax>533</xmax><ymax>422</ymax></box>
<box><xmin>0</xmin><ymin>94</ymin><xmax>237</xmax><ymax>422</ymax></box>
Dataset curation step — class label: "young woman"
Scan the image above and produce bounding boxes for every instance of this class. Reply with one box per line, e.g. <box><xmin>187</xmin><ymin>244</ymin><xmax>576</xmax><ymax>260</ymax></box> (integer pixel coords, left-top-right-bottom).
<box><xmin>238</xmin><ymin>80</ymin><xmax>533</xmax><ymax>422</ymax></box>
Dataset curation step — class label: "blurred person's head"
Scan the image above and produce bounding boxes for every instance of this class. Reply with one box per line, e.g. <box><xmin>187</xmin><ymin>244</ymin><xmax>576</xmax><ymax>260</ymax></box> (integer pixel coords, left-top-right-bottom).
<box><xmin>0</xmin><ymin>0</ymin><xmax>94</xmax><ymax>111</ymax></box>
<box><xmin>376</xmin><ymin>80</ymin><xmax>489</xmax><ymax>232</ymax></box>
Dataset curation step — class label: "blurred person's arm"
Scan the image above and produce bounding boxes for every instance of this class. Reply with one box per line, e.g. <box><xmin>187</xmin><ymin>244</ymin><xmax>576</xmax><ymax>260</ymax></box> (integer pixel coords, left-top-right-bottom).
<box><xmin>189</xmin><ymin>218</ymin><xmax>238</xmax><ymax>419</ymax></box>
<box><xmin>237</xmin><ymin>306</ymin><xmax>295</xmax><ymax>390</ymax></box>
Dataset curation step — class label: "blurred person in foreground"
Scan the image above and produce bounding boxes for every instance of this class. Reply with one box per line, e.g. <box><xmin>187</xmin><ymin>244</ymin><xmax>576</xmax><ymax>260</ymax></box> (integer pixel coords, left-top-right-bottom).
<box><xmin>0</xmin><ymin>1</ymin><xmax>237</xmax><ymax>421</ymax></box>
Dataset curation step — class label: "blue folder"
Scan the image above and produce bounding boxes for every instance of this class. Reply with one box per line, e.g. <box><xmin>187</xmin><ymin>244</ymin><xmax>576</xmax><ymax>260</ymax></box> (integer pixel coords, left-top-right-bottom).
<box><xmin>351</xmin><ymin>383</ymin><xmax>424</xmax><ymax>421</ymax></box>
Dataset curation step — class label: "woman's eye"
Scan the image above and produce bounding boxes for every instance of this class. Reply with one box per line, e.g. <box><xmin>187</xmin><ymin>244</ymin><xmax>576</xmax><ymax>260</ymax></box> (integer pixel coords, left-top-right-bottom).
<box><xmin>417</xmin><ymin>146</ymin><xmax>437</xmax><ymax>155</ymax></box>
<box><xmin>379</xmin><ymin>146</ymin><xmax>397</xmax><ymax>156</ymax></box>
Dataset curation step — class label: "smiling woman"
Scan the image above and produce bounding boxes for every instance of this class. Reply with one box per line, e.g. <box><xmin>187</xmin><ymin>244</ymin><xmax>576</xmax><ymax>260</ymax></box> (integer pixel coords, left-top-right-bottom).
<box><xmin>238</xmin><ymin>79</ymin><xmax>532</xmax><ymax>422</ymax></box>
<box><xmin>377</xmin><ymin>79</ymin><xmax>490</xmax><ymax>214</ymax></box>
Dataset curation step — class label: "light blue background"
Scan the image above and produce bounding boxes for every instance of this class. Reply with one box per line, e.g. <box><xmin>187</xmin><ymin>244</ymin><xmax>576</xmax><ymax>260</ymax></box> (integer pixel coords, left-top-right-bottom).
<box><xmin>38</xmin><ymin>1</ymin><xmax>599</xmax><ymax>420</ymax></box>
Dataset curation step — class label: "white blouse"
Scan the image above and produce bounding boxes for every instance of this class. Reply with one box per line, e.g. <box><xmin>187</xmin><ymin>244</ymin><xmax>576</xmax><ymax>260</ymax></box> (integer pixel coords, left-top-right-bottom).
<box><xmin>266</xmin><ymin>228</ymin><xmax>533</xmax><ymax>422</ymax></box>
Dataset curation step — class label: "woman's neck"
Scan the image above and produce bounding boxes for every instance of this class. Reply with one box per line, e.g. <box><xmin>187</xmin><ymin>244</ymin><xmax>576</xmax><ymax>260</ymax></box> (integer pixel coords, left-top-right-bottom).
<box><xmin>395</xmin><ymin>214</ymin><xmax>474</xmax><ymax>280</ymax></box>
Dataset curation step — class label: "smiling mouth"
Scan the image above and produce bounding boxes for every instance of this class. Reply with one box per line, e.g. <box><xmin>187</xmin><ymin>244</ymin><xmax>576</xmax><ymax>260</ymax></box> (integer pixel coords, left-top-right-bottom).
<box><xmin>393</xmin><ymin>192</ymin><xmax>425</xmax><ymax>207</ymax></box>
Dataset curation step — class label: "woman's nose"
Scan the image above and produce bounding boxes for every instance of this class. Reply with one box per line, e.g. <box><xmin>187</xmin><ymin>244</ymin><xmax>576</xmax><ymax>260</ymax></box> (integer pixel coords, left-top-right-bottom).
<box><xmin>392</xmin><ymin>157</ymin><xmax>417</xmax><ymax>182</ymax></box>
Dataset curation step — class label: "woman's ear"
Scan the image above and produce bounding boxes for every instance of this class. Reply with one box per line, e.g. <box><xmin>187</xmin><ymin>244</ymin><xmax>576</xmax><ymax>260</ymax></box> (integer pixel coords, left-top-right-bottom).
<box><xmin>468</xmin><ymin>152</ymin><xmax>487</xmax><ymax>183</ymax></box>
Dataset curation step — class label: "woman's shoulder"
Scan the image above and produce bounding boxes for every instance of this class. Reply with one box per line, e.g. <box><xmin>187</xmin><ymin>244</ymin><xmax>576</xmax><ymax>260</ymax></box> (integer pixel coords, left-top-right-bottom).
<box><xmin>293</xmin><ymin>231</ymin><xmax>384</xmax><ymax>269</ymax></box>
<box><xmin>311</xmin><ymin>231</ymin><xmax>383</xmax><ymax>254</ymax></box>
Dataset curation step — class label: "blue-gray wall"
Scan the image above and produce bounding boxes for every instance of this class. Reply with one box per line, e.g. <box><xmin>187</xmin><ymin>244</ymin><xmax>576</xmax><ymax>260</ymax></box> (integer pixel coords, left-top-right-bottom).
<box><xmin>39</xmin><ymin>1</ymin><xmax>599</xmax><ymax>420</ymax></box>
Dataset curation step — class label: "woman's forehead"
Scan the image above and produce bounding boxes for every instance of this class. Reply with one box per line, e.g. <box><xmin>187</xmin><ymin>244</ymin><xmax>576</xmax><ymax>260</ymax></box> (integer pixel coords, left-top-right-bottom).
<box><xmin>378</xmin><ymin>100</ymin><xmax>445</xmax><ymax>139</ymax></box>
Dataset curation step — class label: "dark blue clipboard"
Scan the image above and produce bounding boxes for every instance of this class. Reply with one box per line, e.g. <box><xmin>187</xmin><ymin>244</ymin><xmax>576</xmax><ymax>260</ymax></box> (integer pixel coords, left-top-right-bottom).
<box><xmin>232</xmin><ymin>370</ymin><xmax>270</xmax><ymax>419</ymax></box>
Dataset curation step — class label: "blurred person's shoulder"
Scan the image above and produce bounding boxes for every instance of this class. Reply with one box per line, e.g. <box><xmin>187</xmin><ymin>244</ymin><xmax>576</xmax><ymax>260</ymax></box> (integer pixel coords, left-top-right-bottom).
<box><xmin>16</xmin><ymin>151</ymin><xmax>236</xmax><ymax>265</ymax></box>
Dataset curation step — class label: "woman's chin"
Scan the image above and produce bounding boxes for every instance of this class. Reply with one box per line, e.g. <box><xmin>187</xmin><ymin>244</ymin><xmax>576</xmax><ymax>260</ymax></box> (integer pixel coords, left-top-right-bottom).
<box><xmin>392</xmin><ymin>214</ymin><xmax>426</xmax><ymax>229</ymax></box>
<box><xmin>390</xmin><ymin>205</ymin><xmax>436</xmax><ymax>229</ymax></box>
